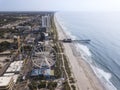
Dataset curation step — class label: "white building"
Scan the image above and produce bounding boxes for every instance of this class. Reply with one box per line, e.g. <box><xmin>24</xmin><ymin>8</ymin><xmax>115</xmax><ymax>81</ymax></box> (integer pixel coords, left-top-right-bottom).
<box><xmin>0</xmin><ymin>76</ymin><xmax>14</xmax><ymax>90</ymax></box>
<box><xmin>6</xmin><ymin>61</ymin><xmax>23</xmax><ymax>73</ymax></box>
<box><xmin>42</xmin><ymin>15</ymin><xmax>50</xmax><ymax>28</ymax></box>
<box><xmin>4</xmin><ymin>73</ymin><xmax>19</xmax><ymax>84</ymax></box>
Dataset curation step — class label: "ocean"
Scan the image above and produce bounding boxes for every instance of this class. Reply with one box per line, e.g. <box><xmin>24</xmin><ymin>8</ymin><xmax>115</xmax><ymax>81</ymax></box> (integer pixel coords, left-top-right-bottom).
<box><xmin>55</xmin><ymin>12</ymin><xmax>120</xmax><ymax>90</ymax></box>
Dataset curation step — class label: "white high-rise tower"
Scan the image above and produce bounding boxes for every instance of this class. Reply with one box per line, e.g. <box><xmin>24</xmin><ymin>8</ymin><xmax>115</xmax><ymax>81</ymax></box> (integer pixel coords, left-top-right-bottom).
<box><xmin>42</xmin><ymin>15</ymin><xmax>50</xmax><ymax>28</ymax></box>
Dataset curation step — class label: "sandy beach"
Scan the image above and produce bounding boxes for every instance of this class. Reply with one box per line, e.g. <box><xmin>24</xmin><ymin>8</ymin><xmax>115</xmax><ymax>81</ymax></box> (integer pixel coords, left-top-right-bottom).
<box><xmin>54</xmin><ymin>17</ymin><xmax>105</xmax><ymax>90</ymax></box>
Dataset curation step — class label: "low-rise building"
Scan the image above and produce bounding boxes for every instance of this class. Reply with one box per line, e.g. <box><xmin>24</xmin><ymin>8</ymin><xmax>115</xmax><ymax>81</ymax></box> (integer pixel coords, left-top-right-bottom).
<box><xmin>31</xmin><ymin>68</ymin><xmax>54</xmax><ymax>77</ymax></box>
<box><xmin>6</xmin><ymin>61</ymin><xmax>23</xmax><ymax>74</ymax></box>
<box><xmin>4</xmin><ymin>73</ymin><xmax>19</xmax><ymax>84</ymax></box>
<box><xmin>16</xmin><ymin>26</ymin><xmax>31</xmax><ymax>30</ymax></box>
<box><xmin>0</xmin><ymin>76</ymin><xmax>14</xmax><ymax>90</ymax></box>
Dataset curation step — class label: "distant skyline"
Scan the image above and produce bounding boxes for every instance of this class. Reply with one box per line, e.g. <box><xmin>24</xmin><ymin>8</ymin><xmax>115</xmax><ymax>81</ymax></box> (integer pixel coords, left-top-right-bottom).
<box><xmin>0</xmin><ymin>0</ymin><xmax>120</xmax><ymax>11</ymax></box>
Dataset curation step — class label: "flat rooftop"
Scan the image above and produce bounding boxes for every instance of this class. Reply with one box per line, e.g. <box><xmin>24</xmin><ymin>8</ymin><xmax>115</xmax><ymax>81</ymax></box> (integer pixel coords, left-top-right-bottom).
<box><xmin>4</xmin><ymin>73</ymin><xmax>19</xmax><ymax>83</ymax></box>
<box><xmin>6</xmin><ymin>61</ymin><xmax>23</xmax><ymax>73</ymax></box>
<box><xmin>31</xmin><ymin>68</ymin><xmax>54</xmax><ymax>76</ymax></box>
<box><xmin>0</xmin><ymin>39</ymin><xmax>13</xmax><ymax>43</ymax></box>
<box><xmin>0</xmin><ymin>76</ymin><xmax>12</xmax><ymax>86</ymax></box>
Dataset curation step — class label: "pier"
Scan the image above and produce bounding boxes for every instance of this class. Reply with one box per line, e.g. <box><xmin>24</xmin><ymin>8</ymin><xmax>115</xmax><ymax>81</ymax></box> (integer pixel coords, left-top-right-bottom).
<box><xmin>59</xmin><ymin>38</ymin><xmax>91</xmax><ymax>44</ymax></box>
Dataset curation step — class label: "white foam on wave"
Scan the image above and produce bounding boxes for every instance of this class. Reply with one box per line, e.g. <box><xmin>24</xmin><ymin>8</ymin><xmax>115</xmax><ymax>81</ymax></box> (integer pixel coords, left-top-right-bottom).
<box><xmin>76</xmin><ymin>42</ymin><xmax>117</xmax><ymax>90</ymax></box>
<box><xmin>55</xmin><ymin>14</ymin><xmax>117</xmax><ymax>90</ymax></box>
<box><xmin>75</xmin><ymin>41</ymin><xmax>117</xmax><ymax>90</ymax></box>
<box><xmin>75</xmin><ymin>42</ymin><xmax>117</xmax><ymax>90</ymax></box>
<box><xmin>75</xmin><ymin>43</ymin><xmax>92</xmax><ymax>57</ymax></box>
<box><xmin>60</xmin><ymin>22</ymin><xmax>77</xmax><ymax>40</ymax></box>
<box><xmin>91</xmin><ymin>66</ymin><xmax>117</xmax><ymax>90</ymax></box>
<box><xmin>55</xmin><ymin>13</ymin><xmax>77</xmax><ymax>40</ymax></box>
<box><xmin>65</xmin><ymin>31</ymin><xmax>77</xmax><ymax>40</ymax></box>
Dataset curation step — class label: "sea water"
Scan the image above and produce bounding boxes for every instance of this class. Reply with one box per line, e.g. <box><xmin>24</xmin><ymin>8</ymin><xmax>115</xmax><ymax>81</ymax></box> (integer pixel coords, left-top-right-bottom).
<box><xmin>55</xmin><ymin>11</ymin><xmax>120</xmax><ymax>90</ymax></box>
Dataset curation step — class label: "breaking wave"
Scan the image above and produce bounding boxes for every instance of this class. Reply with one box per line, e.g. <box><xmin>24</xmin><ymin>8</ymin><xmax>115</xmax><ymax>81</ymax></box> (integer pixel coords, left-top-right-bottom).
<box><xmin>55</xmin><ymin>13</ymin><xmax>117</xmax><ymax>90</ymax></box>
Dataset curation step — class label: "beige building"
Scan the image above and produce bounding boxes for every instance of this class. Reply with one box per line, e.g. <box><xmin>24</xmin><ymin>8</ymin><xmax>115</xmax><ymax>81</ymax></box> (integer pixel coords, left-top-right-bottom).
<box><xmin>0</xmin><ymin>76</ymin><xmax>14</xmax><ymax>90</ymax></box>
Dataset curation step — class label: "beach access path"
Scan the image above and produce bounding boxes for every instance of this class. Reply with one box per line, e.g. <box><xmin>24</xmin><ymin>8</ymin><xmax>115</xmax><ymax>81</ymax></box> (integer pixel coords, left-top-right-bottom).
<box><xmin>54</xmin><ymin>17</ymin><xmax>105</xmax><ymax>90</ymax></box>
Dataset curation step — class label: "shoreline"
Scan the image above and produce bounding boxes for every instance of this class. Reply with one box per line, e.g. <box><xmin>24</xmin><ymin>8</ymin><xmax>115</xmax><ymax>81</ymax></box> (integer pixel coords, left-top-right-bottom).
<box><xmin>54</xmin><ymin>16</ymin><xmax>105</xmax><ymax>90</ymax></box>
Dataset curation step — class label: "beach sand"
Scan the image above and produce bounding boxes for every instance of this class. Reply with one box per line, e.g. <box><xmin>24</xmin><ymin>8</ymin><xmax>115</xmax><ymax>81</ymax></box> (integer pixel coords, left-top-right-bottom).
<box><xmin>54</xmin><ymin>17</ymin><xmax>105</xmax><ymax>90</ymax></box>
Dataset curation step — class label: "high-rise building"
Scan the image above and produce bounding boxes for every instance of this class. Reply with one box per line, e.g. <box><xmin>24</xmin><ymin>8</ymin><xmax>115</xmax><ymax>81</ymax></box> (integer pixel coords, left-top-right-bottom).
<box><xmin>42</xmin><ymin>15</ymin><xmax>50</xmax><ymax>28</ymax></box>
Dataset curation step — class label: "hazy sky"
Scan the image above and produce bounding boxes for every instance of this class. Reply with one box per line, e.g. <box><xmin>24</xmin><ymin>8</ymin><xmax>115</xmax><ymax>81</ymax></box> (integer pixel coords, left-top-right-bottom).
<box><xmin>0</xmin><ymin>0</ymin><xmax>120</xmax><ymax>11</ymax></box>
